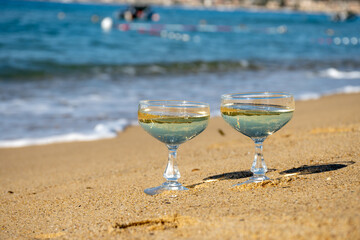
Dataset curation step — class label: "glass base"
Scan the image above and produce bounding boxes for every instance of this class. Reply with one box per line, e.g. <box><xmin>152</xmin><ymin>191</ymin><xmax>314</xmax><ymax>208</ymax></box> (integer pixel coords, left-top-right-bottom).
<box><xmin>233</xmin><ymin>175</ymin><xmax>270</xmax><ymax>187</ymax></box>
<box><xmin>144</xmin><ymin>181</ymin><xmax>188</xmax><ymax>195</ymax></box>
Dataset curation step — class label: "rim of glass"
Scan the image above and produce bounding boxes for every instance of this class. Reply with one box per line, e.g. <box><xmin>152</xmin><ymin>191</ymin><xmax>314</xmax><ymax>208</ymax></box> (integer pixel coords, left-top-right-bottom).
<box><xmin>139</xmin><ymin>100</ymin><xmax>209</xmax><ymax>108</ymax></box>
<box><xmin>221</xmin><ymin>92</ymin><xmax>293</xmax><ymax>100</ymax></box>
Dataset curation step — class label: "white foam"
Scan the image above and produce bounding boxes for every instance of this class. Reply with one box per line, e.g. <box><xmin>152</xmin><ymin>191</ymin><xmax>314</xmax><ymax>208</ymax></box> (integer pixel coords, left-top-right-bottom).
<box><xmin>320</xmin><ymin>68</ymin><xmax>360</xmax><ymax>79</ymax></box>
<box><xmin>0</xmin><ymin>118</ymin><xmax>130</xmax><ymax>148</ymax></box>
<box><xmin>297</xmin><ymin>93</ymin><xmax>321</xmax><ymax>101</ymax></box>
<box><xmin>94</xmin><ymin>118</ymin><xmax>129</xmax><ymax>134</ymax></box>
<box><xmin>333</xmin><ymin>85</ymin><xmax>360</xmax><ymax>94</ymax></box>
<box><xmin>0</xmin><ymin>133</ymin><xmax>114</xmax><ymax>148</ymax></box>
<box><xmin>297</xmin><ymin>85</ymin><xmax>360</xmax><ymax>101</ymax></box>
<box><xmin>210</xmin><ymin>109</ymin><xmax>221</xmax><ymax>117</ymax></box>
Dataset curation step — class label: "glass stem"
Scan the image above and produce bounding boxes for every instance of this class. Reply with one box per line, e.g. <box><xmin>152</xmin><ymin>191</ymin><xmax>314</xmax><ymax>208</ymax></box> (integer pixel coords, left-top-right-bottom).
<box><xmin>163</xmin><ymin>145</ymin><xmax>181</xmax><ymax>185</ymax></box>
<box><xmin>251</xmin><ymin>139</ymin><xmax>268</xmax><ymax>181</ymax></box>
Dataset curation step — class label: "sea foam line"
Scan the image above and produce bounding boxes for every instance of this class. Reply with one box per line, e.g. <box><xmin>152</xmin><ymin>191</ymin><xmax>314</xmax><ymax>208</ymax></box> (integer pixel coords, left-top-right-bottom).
<box><xmin>320</xmin><ymin>68</ymin><xmax>360</xmax><ymax>80</ymax></box>
<box><xmin>0</xmin><ymin>87</ymin><xmax>359</xmax><ymax>148</ymax></box>
<box><xmin>0</xmin><ymin>119</ymin><xmax>132</xmax><ymax>148</ymax></box>
<box><xmin>297</xmin><ymin>85</ymin><xmax>360</xmax><ymax>101</ymax></box>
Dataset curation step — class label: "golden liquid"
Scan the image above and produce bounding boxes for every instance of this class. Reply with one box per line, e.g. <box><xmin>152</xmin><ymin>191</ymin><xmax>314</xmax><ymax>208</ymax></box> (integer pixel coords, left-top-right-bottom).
<box><xmin>138</xmin><ymin>111</ymin><xmax>209</xmax><ymax>145</ymax></box>
<box><xmin>221</xmin><ymin>104</ymin><xmax>293</xmax><ymax>138</ymax></box>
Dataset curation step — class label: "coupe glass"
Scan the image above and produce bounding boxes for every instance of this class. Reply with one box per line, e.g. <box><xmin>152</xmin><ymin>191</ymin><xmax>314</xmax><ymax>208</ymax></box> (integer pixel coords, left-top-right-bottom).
<box><xmin>221</xmin><ymin>92</ymin><xmax>295</xmax><ymax>185</ymax></box>
<box><xmin>138</xmin><ymin>100</ymin><xmax>210</xmax><ymax>195</ymax></box>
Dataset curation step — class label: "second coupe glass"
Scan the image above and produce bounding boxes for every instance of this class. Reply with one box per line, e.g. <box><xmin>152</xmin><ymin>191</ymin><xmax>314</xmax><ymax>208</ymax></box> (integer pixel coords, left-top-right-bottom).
<box><xmin>221</xmin><ymin>92</ymin><xmax>295</xmax><ymax>185</ymax></box>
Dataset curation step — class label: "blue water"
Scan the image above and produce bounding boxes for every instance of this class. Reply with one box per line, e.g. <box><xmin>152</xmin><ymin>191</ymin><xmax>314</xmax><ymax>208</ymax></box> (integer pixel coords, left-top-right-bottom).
<box><xmin>1</xmin><ymin>0</ymin><xmax>360</xmax><ymax>147</ymax></box>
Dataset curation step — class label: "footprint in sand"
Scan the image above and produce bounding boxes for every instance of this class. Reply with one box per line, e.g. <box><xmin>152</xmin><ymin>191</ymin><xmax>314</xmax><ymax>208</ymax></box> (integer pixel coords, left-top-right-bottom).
<box><xmin>109</xmin><ymin>214</ymin><xmax>197</xmax><ymax>233</ymax></box>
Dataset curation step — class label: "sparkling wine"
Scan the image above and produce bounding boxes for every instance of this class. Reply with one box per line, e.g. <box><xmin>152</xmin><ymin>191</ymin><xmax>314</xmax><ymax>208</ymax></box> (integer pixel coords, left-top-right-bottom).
<box><xmin>221</xmin><ymin>103</ymin><xmax>293</xmax><ymax>139</ymax></box>
<box><xmin>138</xmin><ymin>111</ymin><xmax>209</xmax><ymax>145</ymax></box>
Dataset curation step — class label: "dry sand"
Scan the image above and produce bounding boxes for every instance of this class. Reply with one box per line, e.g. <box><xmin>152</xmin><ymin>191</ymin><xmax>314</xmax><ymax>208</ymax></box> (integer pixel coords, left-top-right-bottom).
<box><xmin>1</xmin><ymin>93</ymin><xmax>359</xmax><ymax>239</ymax></box>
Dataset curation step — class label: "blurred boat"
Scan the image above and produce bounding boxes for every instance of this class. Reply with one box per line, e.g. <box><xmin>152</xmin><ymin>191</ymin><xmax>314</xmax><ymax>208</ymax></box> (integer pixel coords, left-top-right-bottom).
<box><xmin>118</xmin><ymin>5</ymin><xmax>160</xmax><ymax>22</ymax></box>
<box><xmin>331</xmin><ymin>10</ymin><xmax>357</xmax><ymax>22</ymax></box>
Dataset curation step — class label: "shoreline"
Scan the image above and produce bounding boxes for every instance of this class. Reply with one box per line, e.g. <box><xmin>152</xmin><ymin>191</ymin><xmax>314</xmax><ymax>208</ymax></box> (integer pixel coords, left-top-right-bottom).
<box><xmin>1</xmin><ymin>92</ymin><xmax>359</xmax><ymax>239</ymax></box>
<box><xmin>1</xmin><ymin>90</ymin><xmax>359</xmax><ymax>149</ymax></box>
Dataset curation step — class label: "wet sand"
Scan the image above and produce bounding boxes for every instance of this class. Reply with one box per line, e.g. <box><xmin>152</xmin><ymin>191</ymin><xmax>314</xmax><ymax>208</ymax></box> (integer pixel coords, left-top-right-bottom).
<box><xmin>1</xmin><ymin>93</ymin><xmax>359</xmax><ymax>239</ymax></box>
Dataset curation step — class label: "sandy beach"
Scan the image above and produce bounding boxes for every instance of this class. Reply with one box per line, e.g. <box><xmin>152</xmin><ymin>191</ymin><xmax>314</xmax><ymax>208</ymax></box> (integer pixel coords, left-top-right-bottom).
<box><xmin>1</xmin><ymin>93</ymin><xmax>359</xmax><ymax>239</ymax></box>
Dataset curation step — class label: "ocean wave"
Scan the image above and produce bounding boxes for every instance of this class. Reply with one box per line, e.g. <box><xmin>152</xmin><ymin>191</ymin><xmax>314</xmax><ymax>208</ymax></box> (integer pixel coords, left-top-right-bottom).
<box><xmin>320</xmin><ymin>68</ymin><xmax>360</xmax><ymax>79</ymax></box>
<box><xmin>333</xmin><ymin>85</ymin><xmax>360</xmax><ymax>94</ymax></box>
<box><xmin>2</xmin><ymin>59</ymin><xmax>360</xmax><ymax>81</ymax></box>
<box><xmin>0</xmin><ymin>118</ymin><xmax>131</xmax><ymax>148</ymax></box>
<box><xmin>0</xmin><ymin>60</ymin><xmax>259</xmax><ymax>80</ymax></box>
<box><xmin>297</xmin><ymin>85</ymin><xmax>360</xmax><ymax>101</ymax></box>
<box><xmin>297</xmin><ymin>93</ymin><xmax>321</xmax><ymax>101</ymax></box>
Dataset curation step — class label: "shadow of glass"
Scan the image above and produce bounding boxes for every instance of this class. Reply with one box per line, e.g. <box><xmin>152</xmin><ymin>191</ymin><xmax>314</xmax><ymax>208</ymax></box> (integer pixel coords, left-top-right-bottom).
<box><xmin>203</xmin><ymin>169</ymin><xmax>276</xmax><ymax>181</ymax></box>
<box><xmin>203</xmin><ymin>171</ymin><xmax>252</xmax><ymax>181</ymax></box>
<box><xmin>280</xmin><ymin>161</ymin><xmax>355</xmax><ymax>175</ymax></box>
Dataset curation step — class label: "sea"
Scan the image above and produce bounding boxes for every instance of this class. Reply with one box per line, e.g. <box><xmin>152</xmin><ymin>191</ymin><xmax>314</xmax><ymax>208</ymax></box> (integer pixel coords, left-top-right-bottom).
<box><xmin>1</xmin><ymin>0</ymin><xmax>360</xmax><ymax>147</ymax></box>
